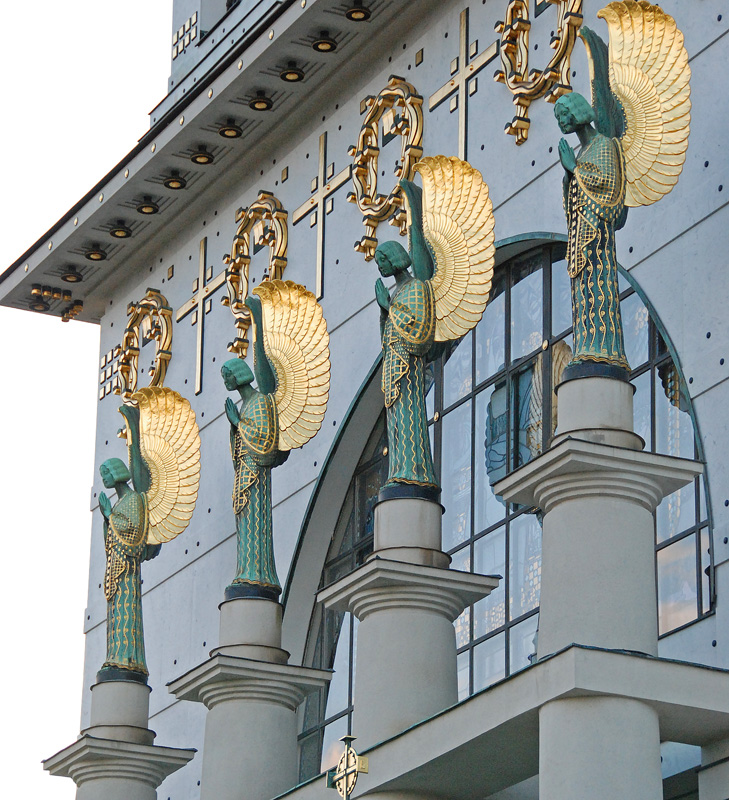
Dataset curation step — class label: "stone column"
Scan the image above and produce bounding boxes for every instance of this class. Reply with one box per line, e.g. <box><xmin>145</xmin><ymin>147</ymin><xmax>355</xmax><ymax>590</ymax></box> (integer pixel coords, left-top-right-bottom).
<box><xmin>43</xmin><ymin>678</ymin><xmax>195</xmax><ymax>800</ymax></box>
<box><xmin>698</xmin><ymin>739</ymin><xmax>729</xmax><ymax>799</ymax></box>
<box><xmin>168</xmin><ymin>597</ymin><xmax>331</xmax><ymax>800</ymax></box>
<box><xmin>318</xmin><ymin>487</ymin><xmax>500</xmax><ymax>748</ymax></box>
<box><xmin>495</xmin><ymin>374</ymin><xmax>702</xmax><ymax>800</ymax></box>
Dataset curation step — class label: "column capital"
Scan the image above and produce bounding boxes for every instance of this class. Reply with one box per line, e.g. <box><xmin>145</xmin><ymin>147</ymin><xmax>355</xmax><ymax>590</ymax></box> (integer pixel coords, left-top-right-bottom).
<box><xmin>43</xmin><ymin>734</ymin><xmax>195</xmax><ymax>788</ymax></box>
<box><xmin>318</xmin><ymin>558</ymin><xmax>500</xmax><ymax>621</ymax></box>
<box><xmin>168</xmin><ymin>653</ymin><xmax>330</xmax><ymax>710</ymax></box>
<box><xmin>495</xmin><ymin>437</ymin><xmax>702</xmax><ymax>515</ymax></box>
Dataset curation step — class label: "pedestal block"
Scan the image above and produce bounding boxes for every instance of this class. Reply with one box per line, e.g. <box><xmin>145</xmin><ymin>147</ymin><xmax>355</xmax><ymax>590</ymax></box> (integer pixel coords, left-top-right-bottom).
<box><xmin>495</xmin><ymin>375</ymin><xmax>702</xmax><ymax>800</ymax></box>
<box><xmin>373</xmin><ymin>496</ymin><xmax>449</xmax><ymax>568</ymax></box>
<box><xmin>44</xmin><ymin>680</ymin><xmax>195</xmax><ymax>800</ymax></box>
<box><xmin>168</xmin><ymin>597</ymin><xmax>330</xmax><ymax>800</ymax></box>
<box><xmin>698</xmin><ymin>738</ymin><xmax>729</xmax><ymax>799</ymax></box>
<box><xmin>319</xmin><ymin>558</ymin><xmax>499</xmax><ymax>747</ymax></box>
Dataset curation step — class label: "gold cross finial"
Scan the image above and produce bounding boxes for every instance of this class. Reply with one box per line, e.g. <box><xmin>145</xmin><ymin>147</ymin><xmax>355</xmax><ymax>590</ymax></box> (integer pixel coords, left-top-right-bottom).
<box><xmin>326</xmin><ymin>736</ymin><xmax>368</xmax><ymax>800</ymax></box>
<box><xmin>428</xmin><ymin>8</ymin><xmax>499</xmax><ymax>160</ymax></box>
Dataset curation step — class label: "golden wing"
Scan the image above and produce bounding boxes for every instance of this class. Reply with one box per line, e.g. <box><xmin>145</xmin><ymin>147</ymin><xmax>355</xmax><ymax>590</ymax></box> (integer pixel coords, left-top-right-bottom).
<box><xmin>599</xmin><ymin>1</ymin><xmax>691</xmax><ymax>207</ymax></box>
<box><xmin>417</xmin><ymin>156</ymin><xmax>495</xmax><ymax>342</ymax></box>
<box><xmin>253</xmin><ymin>280</ymin><xmax>330</xmax><ymax>452</ymax></box>
<box><xmin>131</xmin><ymin>386</ymin><xmax>201</xmax><ymax>545</ymax></box>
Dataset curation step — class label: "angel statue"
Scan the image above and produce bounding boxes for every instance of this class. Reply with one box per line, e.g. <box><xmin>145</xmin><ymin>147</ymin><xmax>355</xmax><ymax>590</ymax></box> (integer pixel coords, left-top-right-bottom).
<box><xmin>555</xmin><ymin>0</ymin><xmax>690</xmax><ymax>378</ymax></box>
<box><xmin>221</xmin><ymin>280</ymin><xmax>330</xmax><ymax>601</ymax></box>
<box><xmin>98</xmin><ymin>387</ymin><xmax>201</xmax><ymax>683</ymax></box>
<box><xmin>374</xmin><ymin>155</ymin><xmax>495</xmax><ymax>495</ymax></box>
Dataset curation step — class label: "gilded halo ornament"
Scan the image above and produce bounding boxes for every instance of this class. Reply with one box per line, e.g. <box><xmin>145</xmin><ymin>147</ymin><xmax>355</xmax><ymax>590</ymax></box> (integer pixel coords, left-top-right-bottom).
<box><xmin>495</xmin><ymin>0</ymin><xmax>584</xmax><ymax>144</ymax></box>
<box><xmin>98</xmin><ymin>387</ymin><xmax>201</xmax><ymax>682</ymax></box>
<box><xmin>374</xmin><ymin>155</ymin><xmax>495</xmax><ymax>493</ymax></box>
<box><xmin>347</xmin><ymin>76</ymin><xmax>424</xmax><ymax>261</ymax></box>
<box><xmin>553</xmin><ymin>0</ymin><xmax>690</xmax><ymax>377</ymax></box>
<box><xmin>221</xmin><ymin>279</ymin><xmax>330</xmax><ymax>599</ymax></box>
<box><xmin>116</xmin><ymin>288</ymin><xmax>173</xmax><ymax>402</ymax></box>
<box><xmin>223</xmin><ymin>191</ymin><xmax>289</xmax><ymax>358</ymax></box>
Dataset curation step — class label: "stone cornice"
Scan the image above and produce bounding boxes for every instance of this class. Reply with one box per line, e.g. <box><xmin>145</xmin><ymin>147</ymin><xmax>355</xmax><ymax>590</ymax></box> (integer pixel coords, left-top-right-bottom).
<box><xmin>167</xmin><ymin>653</ymin><xmax>331</xmax><ymax>710</ymax></box>
<box><xmin>494</xmin><ymin>437</ymin><xmax>702</xmax><ymax>514</ymax></box>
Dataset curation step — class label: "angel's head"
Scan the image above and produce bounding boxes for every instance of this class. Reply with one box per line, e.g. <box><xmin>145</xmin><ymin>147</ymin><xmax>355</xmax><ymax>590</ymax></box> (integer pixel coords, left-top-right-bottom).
<box><xmin>221</xmin><ymin>358</ymin><xmax>254</xmax><ymax>391</ymax></box>
<box><xmin>375</xmin><ymin>240</ymin><xmax>411</xmax><ymax>278</ymax></box>
<box><xmin>554</xmin><ymin>94</ymin><xmax>595</xmax><ymax>134</ymax></box>
<box><xmin>100</xmin><ymin>458</ymin><xmax>131</xmax><ymax>489</ymax></box>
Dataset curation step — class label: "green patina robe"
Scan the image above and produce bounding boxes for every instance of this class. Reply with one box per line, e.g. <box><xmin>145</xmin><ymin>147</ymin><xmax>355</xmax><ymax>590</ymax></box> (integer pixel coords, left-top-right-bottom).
<box><xmin>382</xmin><ymin>277</ymin><xmax>438</xmax><ymax>488</ymax></box>
<box><xmin>103</xmin><ymin>491</ymin><xmax>150</xmax><ymax>676</ymax></box>
<box><xmin>230</xmin><ymin>391</ymin><xmax>281</xmax><ymax>592</ymax></box>
<box><xmin>564</xmin><ymin>133</ymin><xmax>629</xmax><ymax>370</ymax></box>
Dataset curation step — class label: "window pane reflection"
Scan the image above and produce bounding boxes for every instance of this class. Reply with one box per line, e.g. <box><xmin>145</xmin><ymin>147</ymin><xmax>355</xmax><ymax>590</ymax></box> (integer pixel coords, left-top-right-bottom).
<box><xmin>321</xmin><ymin>716</ymin><xmax>348</xmax><ymax>772</ymax></box>
<box><xmin>457</xmin><ymin>651</ymin><xmax>470</xmax><ymax>701</ymax></box>
<box><xmin>512</xmin><ymin>362</ymin><xmax>543</xmax><ymax>468</ymax></box>
<box><xmin>551</xmin><ymin>258</ymin><xmax>571</xmax><ymax>336</ymax></box>
<box><xmin>621</xmin><ymin>292</ymin><xmax>649</xmax><ymax>368</ymax></box>
<box><xmin>475</xmin><ymin>385</ymin><xmax>507</xmax><ymax>533</ymax></box>
<box><xmin>632</xmin><ymin>371</ymin><xmax>651</xmax><ymax>450</ymax></box>
<box><xmin>473</xmin><ymin>633</ymin><xmax>506</xmax><ymax>692</ymax></box>
<box><xmin>444</xmin><ymin>331</ymin><xmax>473</xmax><ymax>408</ymax></box>
<box><xmin>476</xmin><ymin>283</ymin><xmax>505</xmax><ymax>384</ymax></box>
<box><xmin>511</xmin><ymin>255</ymin><xmax>544</xmax><ymax>362</ymax></box>
<box><xmin>509</xmin><ymin>614</ymin><xmax>539</xmax><ymax>674</ymax></box>
<box><xmin>655</xmin><ymin>364</ymin><xmax>694</xmax><ymax>459</ymax></box>
<box><xmin>657</xmin><ymin>535</ymin><xmax>697</xmax><ymax>635</ymax></box>
<box><xmin>701</xmin><ymin>528</ymin><xmax>711</xmax><ymax>615</ymax></box>
<box><xmin>325</xmin><ymin>613</ymin><xmax>350</xmax><ymax>718</ymax></box>
<box><xmin>656</xmin><ymin>485</ymin><xmax>695</xmax><ymax>544</ymax></box>
<box><xmin>451</xmin><ymin>546</ymin><xmax>471</xmax><ymax>648</ymax></box>
<box><xmin>474</xmin><ymin>527</ymin><xmax>506</xmax><ymax>637</ymax></box>
<box><xmin>442</xmin><ymin>401</ymin><xmax>472</xmax><ymax>552</ymax></box>
<box><xmin>509</xmin><ymin>514</ymin><xmax>542</xmax><ymax>619</ymax></box>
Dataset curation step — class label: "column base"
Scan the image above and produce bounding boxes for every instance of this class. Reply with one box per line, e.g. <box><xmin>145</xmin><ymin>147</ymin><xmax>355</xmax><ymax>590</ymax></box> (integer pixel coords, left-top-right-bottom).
<box><xmin>43</xmin><ymin>735</ymin><xmax>195</xmax><ymax>800</ymax></box>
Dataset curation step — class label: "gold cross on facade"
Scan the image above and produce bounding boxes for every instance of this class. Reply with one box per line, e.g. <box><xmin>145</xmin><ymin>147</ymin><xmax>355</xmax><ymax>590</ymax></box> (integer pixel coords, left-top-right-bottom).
<box><xmin>428</xmin><ymin>8</ymin><xmax>499</xmax><ymax>160</ymax></box>
<box><xmin>292</xmin><ymin>132</ymin><xmax>351</xmax><ymax>300</ymax></box>
<box><xmin>326</xmin><ymin>736</ymin><xmax>368</xmax><ymax>800</ymax></box>
<box><xmin>175</xmin><ymin>236</ymin><xmax>227</xmax><ymax>395</ymax></box>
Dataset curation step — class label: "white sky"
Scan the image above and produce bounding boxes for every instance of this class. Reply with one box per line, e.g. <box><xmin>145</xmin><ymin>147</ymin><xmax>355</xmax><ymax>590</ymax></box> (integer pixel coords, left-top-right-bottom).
<box><xmin>0</xmin><ymin>4</ymin><xmax>171</xmax><ymax>796</ymax></box>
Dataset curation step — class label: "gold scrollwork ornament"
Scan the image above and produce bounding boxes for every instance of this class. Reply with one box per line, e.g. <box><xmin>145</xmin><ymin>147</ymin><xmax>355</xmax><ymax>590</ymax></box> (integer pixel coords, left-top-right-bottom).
<box><xmin>116</xmin><ymin>288</ymin><xmax>173</xmax><ymax>401</ymax></box>
<box><xmin>495</xmin><ymin>0</ymin><xmax>584</xmax><ymax>144</ymax></box>
<box><xmin>347</xmin><ymin>75</ymin><xmax>424</xmax><ymax>261</ymax></box>
<box><xmin>222</xmin><ymin>191</ymin><xmax>288</xmax><ymax>358</ymax></box>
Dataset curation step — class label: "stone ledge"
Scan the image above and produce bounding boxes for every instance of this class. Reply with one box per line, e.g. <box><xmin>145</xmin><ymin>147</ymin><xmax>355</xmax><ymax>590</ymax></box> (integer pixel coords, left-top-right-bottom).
<box><xmin>167</xmin><ymin>653</ymin><xmax>331</xmax><ymax>709</ymax></box>
<box><xmin>273</xmin><ymin>646</ymin><xmax>729</xmax><ymax>800</ymax></box>
<box><xmin>43</xmin><ymin>734</ymin><xmax>195</xmax><ymax>786</ymax></box>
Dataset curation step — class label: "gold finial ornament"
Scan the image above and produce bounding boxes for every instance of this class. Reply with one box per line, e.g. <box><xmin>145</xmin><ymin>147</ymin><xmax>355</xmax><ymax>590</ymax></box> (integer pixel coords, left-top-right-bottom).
<box><xmin>223</xmin><ymin>192</ymin><xmax>288</xmax><ymax>357</ymax></box>
<box><xmin>326</xmin><ymin>736</ymin><xmax>369</xmax><ymax>800</ymax></box>
<box><xmin>348</xmin><ymin>76</ymin><xmax>424</xmax><ymax>260</ymax></box>
<box><xmin>596</xmin><ymin>0</ymin><xmax>691</xmax><ymax>207</ymax></box>
<box><xmin>116</xmin><ymin>289</ymin><xmax>173</xmax><ymax>401</ymax></box>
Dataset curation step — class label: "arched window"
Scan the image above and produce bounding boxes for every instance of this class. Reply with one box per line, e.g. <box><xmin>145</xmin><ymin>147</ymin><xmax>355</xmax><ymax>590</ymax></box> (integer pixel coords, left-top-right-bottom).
<box><xmin>297</xmin><ymin>237</ymin><xmax>713</xmax><ymax>779</ymax></box>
